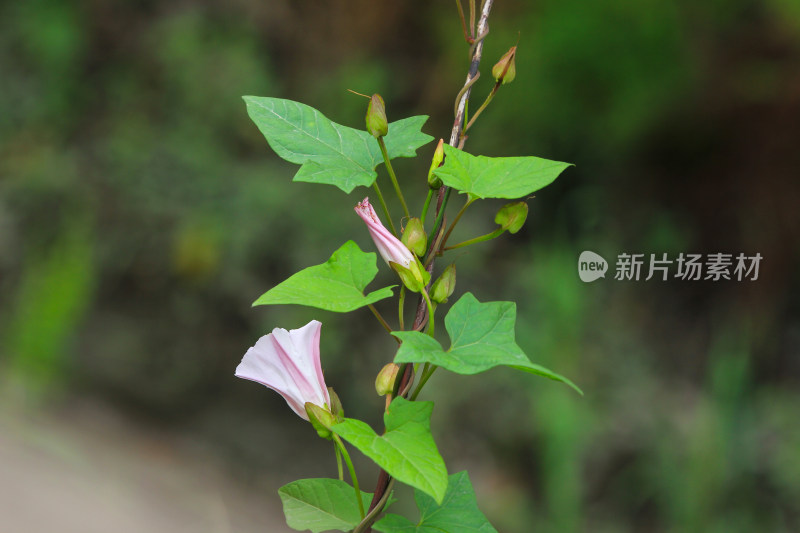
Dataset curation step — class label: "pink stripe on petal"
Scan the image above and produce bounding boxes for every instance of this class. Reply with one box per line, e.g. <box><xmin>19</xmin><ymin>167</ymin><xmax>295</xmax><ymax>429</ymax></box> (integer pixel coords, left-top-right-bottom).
<box><xmin>355</xmin><ymin>198</ymin><xmax>414</xmax><ymax>268</ymax></box>
<box><xmin>291</xmin><ymin>320</ymin><xmax>330</xmax><ymax>406</ymax></box>
<box><xmin>234</xmin><ymin>319</ymin><xmax>331</xmax><ymax>420</ymax></box>
<box><xmin>269</xmin><ymin>331</ymin><xmax>323</xmax><ymax>407</ymax></box>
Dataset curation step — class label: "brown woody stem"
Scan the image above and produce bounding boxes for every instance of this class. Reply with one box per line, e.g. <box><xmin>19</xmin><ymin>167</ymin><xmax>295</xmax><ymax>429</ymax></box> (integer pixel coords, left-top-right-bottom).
<box><xmin>360</xmin><ymin>2</ymin><xmax>494</xmax><ymax>531</ymax></box>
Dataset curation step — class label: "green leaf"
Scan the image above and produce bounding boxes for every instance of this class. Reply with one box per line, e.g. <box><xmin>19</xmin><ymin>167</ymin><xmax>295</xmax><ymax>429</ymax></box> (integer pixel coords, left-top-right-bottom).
<box><xmin>393</xmin><ymin>292</ymin><xmax>582</xmax><ymax>394</ymax></box>
<box><xmin>332</xmin><ymin>397</ymin><xmax>448</xmax><ymax>504</ymax></box>
<box><xmin>279</xmin><ymin>478</ymin><xmax>373</xmax><ymax>533</ymax></box>
<box><xmin>434</xmin><ymin>144</ymin><xmax>571</xmax><ymax>199</ymax></box>
<box><xmin>253</xmin><ymin>240</ymin><xmax>395</xmax><ymax>312</ymax></box>
<box><xmin>373</xmin><ymin>471</ymin><xmax>497</xmax><ymax>533</ymax></box>
<box><xmin>244</xmin><ymin>96</ymin><xmax>433</xmax><ymax>193</ymax></box>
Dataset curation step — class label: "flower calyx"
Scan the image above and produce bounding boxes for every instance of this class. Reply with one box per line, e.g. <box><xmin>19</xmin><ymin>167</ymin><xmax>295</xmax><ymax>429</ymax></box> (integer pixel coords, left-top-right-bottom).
<box><xmin>366</xmin><ymin>93</ymin><xmax>389</xmax><ymax>138</ymax></box>
<box><xmin>430</xmin><ymin>263</ymin><xmax>457</xmax><ymax>304</ymax></box>
<box><xmin>427</xmin><ymin>139</ymin><xmax>445</xmax><ymax>189</ymax></box>
<box><xmin>375</xmin><ymin>363</ymin><xmax>400</xmax><ymax>397</ymax></box>
<box><xmin>492</xmin><ymin>46</ymin><xmax>517</xmax><ymax>85</ymax></box>
<box><xmin>305</xmin><ymin>403</ymin><xmax>337</xmax><ymax>440</ymax></box>
<box><xmin>402</xmin><ymin>217</ymin><xmax>428</xmax><ymax>257</ymax></box>
<box><xmin>391</xmin><ymin>256</ymin><xmax>430</xmax><ymax>293</ymax></box>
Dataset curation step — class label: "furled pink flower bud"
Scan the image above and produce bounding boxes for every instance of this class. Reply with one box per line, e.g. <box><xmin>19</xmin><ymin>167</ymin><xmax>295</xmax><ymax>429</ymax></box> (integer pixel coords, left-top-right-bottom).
<box><xmin>354</xmin><ymin>197</ymin><xmax>415</xmax><ymax>269</ymax></box>
<box><xmin>235</xmin><ymin>320</ymin><xmax>331</xmax><ymax>420</ymax></box>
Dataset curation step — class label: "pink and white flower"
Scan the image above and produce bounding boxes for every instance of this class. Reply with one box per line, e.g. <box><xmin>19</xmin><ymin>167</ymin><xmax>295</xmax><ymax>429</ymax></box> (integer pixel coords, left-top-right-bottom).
<box><xmin>355</xmin><ymin>197</ymin><xmax>414</xmax><ymax>268</ymax></box>
<box><xmin>235</xmin><ymin>320</ymin><xmax>330</xmax><ymax>420</ymax></box>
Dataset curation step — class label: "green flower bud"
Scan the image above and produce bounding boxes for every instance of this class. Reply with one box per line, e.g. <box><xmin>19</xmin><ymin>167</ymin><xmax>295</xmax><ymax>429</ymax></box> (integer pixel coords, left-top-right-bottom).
<box><xmin>390</xmin><ymin>257</ymin><xmax>430</xmax><ymax>293</ymax></box>
<box><xmin>366</xmin><ymin>94</ymin><xmax>388</xmax><ymax>138</ymax></box>
<box><xmin>427</xmin><ymin>139</ymin><xmax>445</xmax><ymax>189</ymax></box>
<box><xmin>401</xmin><ymin>218</ymin><xmax>427</xmax><ymax>257</ymax></box>
<box><xmin>495</xmin><ymin>201</ymin><xmax>528</xmax><ymax>234</ymax></box>
<box><xmin>305</xmin><ymin>403</ymin><xmax>336</xmax><ymax>440</ymax></box>
<box><xmin>328</xmin><ymin>387</ymin><xmax>344</xmax><ymax>422</ymax></box>
<box><xmin>492</xmin><ymin>46</ymin><xmax>517</xmax><ymax>85</ymax></box>
<box><xmin>430</xmin><ymin>263</ymin><xmax>456</xmax><ymax>304</ymax></box>
<box><xmin>375</xmin><ymin>363</ymin><xmax>400</xmax><ymax>396</ymax></box>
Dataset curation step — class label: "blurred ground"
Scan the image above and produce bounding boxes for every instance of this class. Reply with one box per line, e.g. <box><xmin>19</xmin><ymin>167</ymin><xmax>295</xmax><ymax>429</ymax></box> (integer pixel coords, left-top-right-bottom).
<box><xmin>0</xmin><ymin>401</ymin><xmax>286</xmax><ymax>533</ymax></box>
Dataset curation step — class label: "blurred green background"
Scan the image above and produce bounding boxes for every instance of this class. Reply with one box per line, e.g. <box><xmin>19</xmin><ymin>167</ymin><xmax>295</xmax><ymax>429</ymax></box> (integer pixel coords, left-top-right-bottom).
<box><xmin>1</xmin><ymin>1</ymin><xmax>799</xmax><ymax>532</ymax></box>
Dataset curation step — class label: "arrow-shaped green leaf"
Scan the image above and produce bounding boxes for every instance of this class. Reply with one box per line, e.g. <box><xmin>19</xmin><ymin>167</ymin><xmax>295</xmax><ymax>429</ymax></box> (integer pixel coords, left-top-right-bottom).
<box><xmin>253</xmin><ymin>240</ymin><xmax>395</xmax><ymax>312</ymax></box>
<box><xmin>244</xmin><ymin>96</ymin><xmax>433</xmax><ymax>193</ymax></box>
<box><xmin>332</xmin><ymin>397</ymin><xmax>448</xmax><ymax>504</ymax></box>
<box><xmin>393</xmin><ymin>292</ymin><xmax>582</xmax><ymax>394</ymax></box>
<box><xmin>373</xmin><ymin>471</ymin><xmax>497</xmax><ymax>533</ymax></box>
<box><xmin>279</xmin><ymin>478</ymin><xmax>374</xmax><ymax>533</ymax></box>
<box><xmin>434</xmin><ymin>144</ymin><xmax>572</xmax><ymax>199</ymax></box>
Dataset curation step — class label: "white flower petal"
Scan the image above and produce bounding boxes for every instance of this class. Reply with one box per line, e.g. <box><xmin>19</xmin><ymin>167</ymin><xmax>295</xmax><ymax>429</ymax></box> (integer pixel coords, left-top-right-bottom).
<box><xmin>234</xmin><ymin>320</ymin><xmax>331</xmax><ymax>420</ymax></box>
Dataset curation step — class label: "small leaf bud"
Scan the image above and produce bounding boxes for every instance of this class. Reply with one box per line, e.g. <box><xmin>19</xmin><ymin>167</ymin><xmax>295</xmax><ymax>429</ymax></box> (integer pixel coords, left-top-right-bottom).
<box><xmin>328</xmin><ymin>387</ymin><xmax>344</xmax><ymax>422</ymax></box>
<box><xmin>495</xmin><ymin>201</ymin><xmax>528</xmax><ymax>234</ymax></box>
<box><xmin>430</xmin><ymin>263</ymin><xmax>456</xmax><ymax>304</ymax></box>
<box><xmin>366</xmin><ymin>94</ymin><xmax>388</xmax><ymax>138</ymax></box>
<box><xmin>427</xmin><ymin>139</ymin><xmax>445</xmax><ymax>189</ymax></box>
<box><xmin>305</xmin><ymin>403</ymin><xmax>336</xmax><ymax>440</ymax></box>
<box><xmin>401</xmin><ymin>218</ymin><xmax>427</xmax><ymax>257</ymax></box>
<box><xmin>375</xmin><ymin>363</ymin><xmax>400</xmax><ymax>396</ymax></box>
<box><xmin>492</xmin><ymin>46</ymin><xmax>517</xmax><ymax>85</ymax></box>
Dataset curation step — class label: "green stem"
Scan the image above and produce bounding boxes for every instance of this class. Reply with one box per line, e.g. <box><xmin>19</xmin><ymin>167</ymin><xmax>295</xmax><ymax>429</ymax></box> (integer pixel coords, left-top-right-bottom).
<box><xmin>398</xmin><ymin>286</ymin><xmax>406</xmax><ymax>330</ymax></box>
<box><xmin>372</xmin><ymin>182</ymin><xmax>398</xmax><ymax>237</ymax></box>
<box><xmin>334</xmin><ymin>434</ymin><xmax>365</xmax><ymax>520</ymax></box>
<box><xmin>465</xmin><ymin>83</ymin><xmax>499</xmax><ymax>132</ymax></box>
<box><xmin>455</xmin><ymin>0</ymin><xmax>472</xmax><ymax>43</ymax></box>
<box><xmin>421</xmin><ymin>189</ymin><xmax>434</xmax><ymax>224</ymax></box>
<box><xmin>334</xmin><ymin>441</ymin><xmax>344</xmax><ymax>481</ymax></box>
<box><xmin>426</xmin><ymin>301</ymin><xmax>438</xmax><ymax>336</ymax></box>
<box><xmin>416</xmin><ymin>362</ymin><xmax>429</xmax><ymax>388</ymax></box>
<box><xmin>368</xmin><ymin>304</ymin><xmax>396</xmax><ymax>341</ymax></box>
<box><xmin>441</xmin><ymin>196</ymin><xmax>476</xmax><ymax>250</ymax></box>
<box><xmin>353</xmin><ymin>478</ymin><xmax>396</xmax><ymax>533</ymax></box>
<box><xmin>424</xmin><ymin>224</ymin><xmax>446</xmax><ymax>269</ymax></box>
<box><xmin>410</xmin><ymin>364</ymin><xmax>439</xmax><ymax>400</ymax></box>
<box><xmin>377</xmin><ymin>137</ymin><xmax>410</xmax><ymax>219</ymax></box>
<box><xmin>469</xmin><ymin>0</ymin><xmax>476</xmax><ymax>37</ymax></box>
<box><xmin>427</xmin><ymin>187</ymin><xmax>452</xmax><ymax>258</ymax></box>
<box><xmin>453</xmin><ymin>71</ymin><xmax>481</xmax><ymax>119</ymax></box>
<box><xmin>444</xmin><ymin>227</ymin><xmax>504</xmax><ymax>251</ymax></box>
<box><xmin>421</xmin><ymin>288</ymin><xmax>435</xmax><ymax>338</ymax></box>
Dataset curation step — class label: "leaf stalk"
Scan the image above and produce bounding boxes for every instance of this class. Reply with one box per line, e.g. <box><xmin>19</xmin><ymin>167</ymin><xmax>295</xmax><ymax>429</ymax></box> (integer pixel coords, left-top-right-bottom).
<box><xmin>377</xmin><ymin>137</ymin><xmax>411</xmax><ymax>219</ymax></box>
<box><xmin>333</xmin><ymin>434</ymin><xmax>365</xmax><ymax>520</ymax></box>
<box><xmin>372</xmin><ymin>181</ymin><xmax>398</xmax><ymax>236</ymax></box>
<box><xmin>444</xmin><ymin>227</ymin><xmax>504</xmax><ymax>251</ymax></box>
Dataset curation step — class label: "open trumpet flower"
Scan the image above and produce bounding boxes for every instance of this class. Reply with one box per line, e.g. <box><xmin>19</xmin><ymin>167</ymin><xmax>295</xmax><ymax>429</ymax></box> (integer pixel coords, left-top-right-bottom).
<box><xmin>235</xmin><ymin>320</ymin><xmax>330</xmax><ymax>420</ymax></box>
